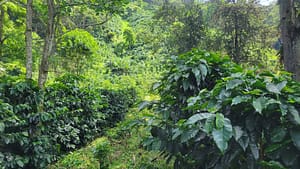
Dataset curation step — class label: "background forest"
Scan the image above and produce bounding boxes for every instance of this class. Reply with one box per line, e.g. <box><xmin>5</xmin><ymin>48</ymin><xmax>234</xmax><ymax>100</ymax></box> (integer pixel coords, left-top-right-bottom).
<box><xmin>2</xmin><ymin>0</ymin><xmax>300</xmax><ymax>169</ymax></box>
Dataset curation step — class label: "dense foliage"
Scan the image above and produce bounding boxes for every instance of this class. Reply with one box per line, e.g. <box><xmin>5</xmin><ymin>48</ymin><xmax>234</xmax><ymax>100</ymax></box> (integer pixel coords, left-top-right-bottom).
<box><xmin>141</xmin><ymin>50</ymin><xmax>300</xmax><ymax>169</ymax></box>
<box><xmin>0</xmin><ymin>73</ymin><xmax>136</xmax><ymax>168</ymax></box>
<box><xmin>0</xmin><ymin>0</ymin><xmax>289</xmax><ymax>169</ymax></box>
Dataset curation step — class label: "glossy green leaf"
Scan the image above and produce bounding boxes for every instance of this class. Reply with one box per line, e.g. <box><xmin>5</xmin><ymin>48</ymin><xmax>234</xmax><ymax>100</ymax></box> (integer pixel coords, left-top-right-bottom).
<box><xmin>0</xmin><ymin>122</ymin><xmax>4</xmax><ymax>133</ymax></box>
<box><xmin>233</xmin><ymin>126</ymin><xmax>243</xmax><ymax>141</ymax></box>
<box><xmin>180</xmin><ymin>128</ymin><xmax>199</xmax><ymax>143</ymax></box>
<box><xmin>185</xmin><ymin>113</ymin><xmax>215</xmax><ymax>125</ymax></box>
<box><xmin>215</xmin><ymin>113</ymin><xmax>224</xmax><ymax>129</ymax></box>
<box><xmin>250</xmin><ymin>142</ymin><xmax>259</xmax><ymax>160</ymax></box>
<box><xmin>199</xmin><ymin>64</ymin><xmax>208</xmax><ymax>80</ymax></box>
<box><xmin>266</xmin><ymin>81</ymin><xmax>287</xmax><ymax>94</ymax></box>
<box><xmin>16</xmin><ymin>160</ymin><xmax>24</xmax><ymax>167</ymax></box>
<box><xmin>290</xmin><ymin>129</ymin><xmax>300</xmax><ymax>150</ymax></box>
<box><xmin>204</xmin><ymin>115</ymin><xmax>215</xmax><ymax>133</ymax></box>
<box><xmin>226</xmin><ymin>79</ymin><xmax>243</xmax><ymax>90</ymax></box>
<box><xmin>231</xmin><ymin>95</ymin><xmax>251</xmax><ymax>106</ymax></box>
<box><xmin>252</xmin><ymin>97</ymin><xmax>267</xmax><ymax>114</ymax></box>
<box><xmin>288</xmin><ymin>106</ymin><xmax>300</xmax><ymax>125</ymax></box>
<box><xmin>212</xmin><ymin>118</ymin><xmax>233</xmax><ymax>153</ymax></box>
<box><xmin>237</xmin><ymin>133</ymin><xmax>249</xmax><ymax>151</ymax></box>
<box><xmin>271</xmin><ymin>127</ymin><xmax>287</xmax><ymax>143</ymax></box>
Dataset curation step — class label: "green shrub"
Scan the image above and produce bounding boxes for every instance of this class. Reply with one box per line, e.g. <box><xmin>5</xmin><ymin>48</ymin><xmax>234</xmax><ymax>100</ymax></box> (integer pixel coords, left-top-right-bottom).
<box><xmin>142</xmin><ymin>50</ymin><xmax>300</xmax><ymax>169</ymax></box>
<box><xmin>100</xmin><ymin>88</ymin><xmax>136</xmax><ymax>127</ymax></box>
<box><xmin>92</xmin><ymin>137</ymin><xmax>111</xmax><ymax>169</ymax></box>
<box><xmin>0</xmin><ymin>77</ymin><xmax>56</xmax><ymax>169</ymax></box>
<box><xmin>0</xmin><ymin>74</ymin><xmax>137</xmax><ymax>169</ymax></box>
<box><xmin>44</xmin><ymin>74</ymin><xmax>105</xmax><ymax>151</ymax></box>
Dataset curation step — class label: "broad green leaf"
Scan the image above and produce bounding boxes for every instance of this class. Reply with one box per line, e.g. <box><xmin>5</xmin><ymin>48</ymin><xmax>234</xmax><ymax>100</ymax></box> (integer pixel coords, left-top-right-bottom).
<box><xmin>243</xmin><ymin>89</ymin><xmax>262</xmax><ymax>95</ymax></box>
<box><xmin>233</xmin><ymin>126</ymin><xmax>243</xmax><ymax>141</ymax></box>
<box><xmin>271</xmin><ymin>127</ymin><xmax>287</xmax><ymax>143</ymax></box>
<box><xmin>172</xmin><ymin>128</ymin><xmax>183</xmax><ymax>140</ymax></box>
<box><xmin>231</xmin><ymin>95</ymin><xmax>251</xmax><ymax>106</ymax></box>
<box><xmin>204</xmin><ymin>115</ymin><xmax>215</xmax><ymax>133</ymax></box>
<box><xmin>288</xmin><ymin>106</ymin><xmax>300</xmax><ymax>125</ymax></box>
<box><xmin>237</xmin><ymin>133</ymin><xmax>249</xmax><ymax>151</ymax></box>
<box><xmin>250</xmin><ymin>142</ymin><xmax>259</xmax><ymax>160</ymax></box>
<box><xmin>280</xmin><ymin>104</ymin><xmax>288</xmax><ymax>116</ymax></box>
<box><xmin>185</xmin><ymin>113</ymin><xmax>215</xmax><ymax>125</ymax></box>
<box><xmin>290</xmin><ymin>129</ymin><xmax>300</xmax><ymax>150</ymax></box>
<box><xmin>212</xmin><ymin>118</ymin><xmax>233</xmax><ymax>153</ymax></box>
<box><xmin>192</xmin><ymin>67</ymin><xmax>201</xmax><ymax>85</ymax></box>
<box><xmin>152</xmin><ymin>82</ymin><xmax>161</xmax><ymax>90</ymax></box>
<box><xmin>252</xmin><ymin>97</ymin><xmax>267</xmax><ymax>114</ymax></box>
<box><xmin>276</xmin><ymin>81</ymin><xmax>287</xmax><ymax>91</ymax></box>
<box><xmin>212</xmin><ymin>129</ymin><xmax>228</xmax><ymax>153</ymax></box>
<box><xmin>180</xmin><ymin>128</ymin><xmax>199</xmax><ymax>143</ymax></box>
<box><xmin>266</xmin><ymin>81</ymin><xmax>287</xmax><ymax>94</ymax></box>
<box><xmin>215</xmin><ymin>113</ymin><xmax>224</xmax><ymax>129</ymax></box>
<box><xmin>266</xmin><ymin>83</ymin><xmax>280</xmax><ymax>94</ymax></box>
<box><xmin>192</xmin><ymin>67</ymin><xmax>200</xmax><ymax>77</ymax></box>
<box><xmin>16</xmin><ymin>160</ymin><xmax>24</xmax><ymax>167</ymax></box>
<box><xmin>260</xmin><ymin>161</ymin><xmax>286</xmax><ymax>169</ymax></box>
<box><xmin>182</xmin><ymin>80</ymin><xmax>189</xmax><ymax>91</ymax></box>
<box><xmin>226</xmin><ymin>79</ymin><xmax>243</xmax><ymax>90</ymax></box>
<box><xmin>265</xmin><ymin>143</ymin><xmax>284</xmax><ymax>154</ymax></box>
<box><xmin>199</xmin><ymin>64</ymin><xmax>208</xmax><ymax>80</ymax></box>
<box><xmin>138</xmin><ymin>101</ymin><xmax>151</xmax><ymax>111</ymax></box>
<box><xmin>0</xmin><ymin>122</ymin><xmax>4</xmax><ymax>133</ymax></box>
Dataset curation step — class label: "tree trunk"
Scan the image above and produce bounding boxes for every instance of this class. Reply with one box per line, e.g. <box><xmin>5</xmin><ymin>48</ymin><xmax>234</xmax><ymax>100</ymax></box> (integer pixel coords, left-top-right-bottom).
<box><xmin>25</xmin><ymin>0</ymin><xmax>33</xmax><ymax>79</ymax></box>
<box><xmin>280</xmin><ymin>0</ymin><xmax>300</xmax><ymax>81</ymax></box>
<box><xmin>38</xmin><ymin>0</ymin><xmax>55</xmax><ymax>88</ymax></box>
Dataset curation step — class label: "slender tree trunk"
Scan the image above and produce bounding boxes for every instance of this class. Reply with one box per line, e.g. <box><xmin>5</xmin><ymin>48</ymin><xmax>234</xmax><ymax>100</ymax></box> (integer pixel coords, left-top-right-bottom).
<box><xmin>0</xmin><ymin>6</ymin><xmax>5</xmax><ymax>57</ymax></box>
<box><xmin>38</xmin><ymin>0</ymin><xmax>55</xmax><ymax>88</ymax></box>
<box><xmin>280</xmin><ymin>0</ymin><xmax>300</xmax><ymax>81</ymax></box>
<box><xmin>25</xmin><ymin>0</ymin><xmax>33</xmax><ymax>79</ymax></box>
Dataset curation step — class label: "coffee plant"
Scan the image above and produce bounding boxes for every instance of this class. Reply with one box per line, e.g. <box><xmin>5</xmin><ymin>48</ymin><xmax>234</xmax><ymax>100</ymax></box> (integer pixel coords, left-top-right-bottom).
<box><xmin>0</xmin><ymin>74</ymin><xmax>136</xmax><ymax>169</ymax></box>
<box><xmin>141</xmin><ymin>50</ymin><xmax>300</xmax><ymax>169</ymax></box>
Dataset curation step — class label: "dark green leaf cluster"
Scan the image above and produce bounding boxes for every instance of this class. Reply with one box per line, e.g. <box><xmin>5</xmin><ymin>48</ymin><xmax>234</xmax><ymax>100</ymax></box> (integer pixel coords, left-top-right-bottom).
<box><xmin>142</xmin><ymin>50</ymin><xmax>300</xmax><ymax>169</ymax></box>
<box><xmin>0</xmin><ymin>74</ymin><xmax>136</xmax><ymax>169</ymax></box>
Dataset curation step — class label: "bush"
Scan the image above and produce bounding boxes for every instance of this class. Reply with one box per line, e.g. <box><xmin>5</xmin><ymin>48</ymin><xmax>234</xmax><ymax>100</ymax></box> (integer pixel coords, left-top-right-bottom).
<box><xmin>0</xmin><ymin>77</ymin><xmax>55</xmax><ymax>169</ymax></box>
<box><xmin>100</xmin><ymin>88</ymin><xmax>136</xmax><ymax>127</ymax></box>
<box><xmin>44</xmin><ymin>74</ymin><xmax>105</xmax><ymax>151</ymax></box>
<box><xmin>142</xmin><ymin>49</ymin><xmax>300</xmax><ymax>169</ymax></box>
<box><xmin>0</xmin><ymin>74</ymin><xmax>136</xmax><ymax>169</ymax></box>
